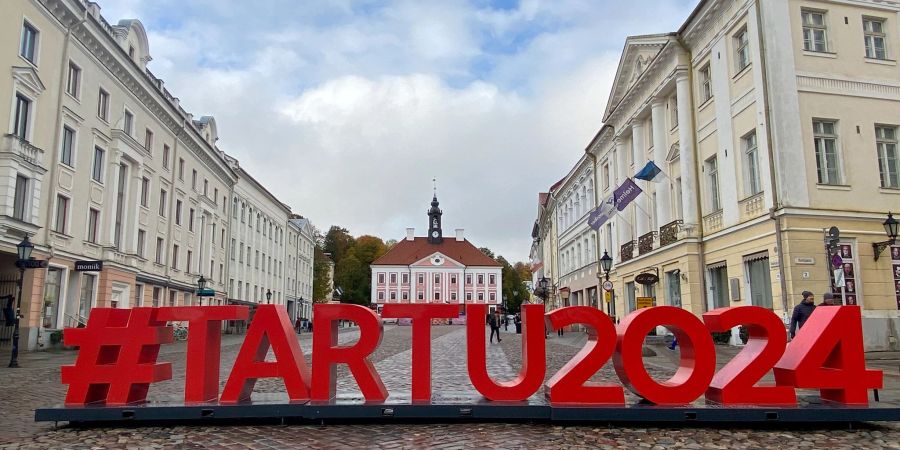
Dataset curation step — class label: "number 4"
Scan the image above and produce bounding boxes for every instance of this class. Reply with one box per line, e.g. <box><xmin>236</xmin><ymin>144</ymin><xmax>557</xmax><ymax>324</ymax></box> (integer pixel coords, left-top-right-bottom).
<box><xmin>773</xmin><ymin>306</ymin><xmax>882</xmax><ymax>405</ymax></box>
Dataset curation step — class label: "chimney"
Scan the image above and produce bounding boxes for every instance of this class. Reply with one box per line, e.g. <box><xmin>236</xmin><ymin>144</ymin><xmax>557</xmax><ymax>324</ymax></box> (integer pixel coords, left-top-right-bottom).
<box><xmin>455</xmin><ymin>229</ymin><xmax>464</xmax><ymax>241</ymax></box>
<box><xmin>406</xmin><ymin>228</ymin><xmax>415</xmax><ymax>241</ymax></box>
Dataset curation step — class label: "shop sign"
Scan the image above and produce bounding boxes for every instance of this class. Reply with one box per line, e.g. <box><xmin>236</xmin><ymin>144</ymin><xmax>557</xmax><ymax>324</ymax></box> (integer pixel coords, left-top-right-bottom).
<box><xmin>635</xmin><ymin>273</ymin><xmax>659</xmax><ymax>285</ymax></box>
<box><xmin>636</xmin><ymin>297</ymin><xmax>654</xmax><ymax>309</ymax></box>
<box><xmin>50</xmin><ymin>304</ymin><xmax>883</xmax><ymax>415</ymax></box>
<box><xmin>74</xmin><ymin>260</ymin><xmax>103</xmax><ymax>271</ymax></box>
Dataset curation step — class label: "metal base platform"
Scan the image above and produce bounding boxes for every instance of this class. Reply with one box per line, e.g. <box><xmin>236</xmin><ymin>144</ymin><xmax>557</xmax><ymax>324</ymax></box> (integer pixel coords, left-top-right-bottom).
<box><xmin>35</xmin><ymin>395</ymin><xmax>900</xmax><ymax>425</ymax></box>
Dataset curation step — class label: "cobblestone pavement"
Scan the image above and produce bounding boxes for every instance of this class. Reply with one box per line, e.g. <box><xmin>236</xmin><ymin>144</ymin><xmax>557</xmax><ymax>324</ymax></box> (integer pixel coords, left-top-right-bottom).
<box><xmin>1</xmin><ymin>324</ymin><xmax>899</xmax><ymax>449</ymax></box>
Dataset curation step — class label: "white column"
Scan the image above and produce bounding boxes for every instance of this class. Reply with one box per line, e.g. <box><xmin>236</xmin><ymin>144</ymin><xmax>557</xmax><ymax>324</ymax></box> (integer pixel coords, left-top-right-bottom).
<box><xmin>675</xmin><ymin>73</ymin><xmax>699</xmax><ymax>228</ymax></box>
<box><xmin>614</xmin><ymin>137</ymin><xmax>630</xmax><ymax>248</ymax></box>
<box><xmin>631</xmin><ymin>121</ymin><xmax>649</xmax><ymax>237</ymax></box>
<box><xmin>102</xmin><ymin>150</ymin><xmax>122</xmax><ymax>247</ymax></box>
<box><xmin>127</xmin><ymin>169</ymin><xmax>142</xmax><ymax>253</ymax></box>
<box><xmin>651</xmin><ymin>100</ymin><xmax>672</xmax><ymax>227</ymax></box>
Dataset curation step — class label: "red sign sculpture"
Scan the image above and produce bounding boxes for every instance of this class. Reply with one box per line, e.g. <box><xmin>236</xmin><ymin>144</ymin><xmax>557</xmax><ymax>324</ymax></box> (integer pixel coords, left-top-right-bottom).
<box><xmin>59</xmin><ymin>304</ymin><xmax>882</xmax><ymax>408</ymax></box>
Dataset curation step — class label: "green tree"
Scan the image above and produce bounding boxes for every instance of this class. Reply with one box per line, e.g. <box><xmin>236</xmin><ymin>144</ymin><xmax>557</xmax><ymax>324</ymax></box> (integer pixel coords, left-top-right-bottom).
<box><xmin>312</xmin><ymin>245</ymin><xmax>332</xmax><ymax>302</ymax></box>
<box><xmin>323</xmin><ymin>226</ymin><xmax>355</xmax><ymax>266</ymax></box>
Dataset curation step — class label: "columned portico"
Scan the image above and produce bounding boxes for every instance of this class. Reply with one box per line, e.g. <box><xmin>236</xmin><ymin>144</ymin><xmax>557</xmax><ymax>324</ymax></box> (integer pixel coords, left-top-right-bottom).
<box><xmin>614</xmin><ymin>137</ymin><xmax>630</xmax><ymax>246</ymax></box>
<box><xmin>630</xmin><ymin>122</ymin><xmax>649</xmax><ymax>237</ymax></box>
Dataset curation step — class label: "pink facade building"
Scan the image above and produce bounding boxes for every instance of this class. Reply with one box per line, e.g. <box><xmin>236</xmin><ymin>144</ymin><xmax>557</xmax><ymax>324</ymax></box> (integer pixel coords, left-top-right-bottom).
<box><xmin>370</xmin><ymin>195</ymin><xmax>502</xmax><ymax>315</ymax></box>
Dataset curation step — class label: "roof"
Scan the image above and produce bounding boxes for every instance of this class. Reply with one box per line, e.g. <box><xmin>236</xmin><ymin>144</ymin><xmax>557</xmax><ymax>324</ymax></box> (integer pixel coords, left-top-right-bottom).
<box><xmin>538</xmin><ymin>192</ymin><xmax>549</xmax><ymax>206</ymax></box>
<box><xmin>371</xmin><ymin>237</ymin><xmax>501</xmax><ymax>267</ymax></box>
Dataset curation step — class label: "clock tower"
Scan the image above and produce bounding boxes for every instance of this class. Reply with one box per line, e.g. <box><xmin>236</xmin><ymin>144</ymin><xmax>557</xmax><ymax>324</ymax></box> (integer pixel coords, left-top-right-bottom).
<box><xmin>427</xmin><ymin>194</ymin><xmax>443</xmax><ymax>244</ymax></box>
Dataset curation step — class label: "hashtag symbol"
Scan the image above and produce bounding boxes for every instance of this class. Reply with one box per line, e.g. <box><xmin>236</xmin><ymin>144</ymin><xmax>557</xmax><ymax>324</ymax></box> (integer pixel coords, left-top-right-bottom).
<box><xmin>61</xmin><ymin>308</ymin><xmax>173</xmax><ymax>406</ymax></box>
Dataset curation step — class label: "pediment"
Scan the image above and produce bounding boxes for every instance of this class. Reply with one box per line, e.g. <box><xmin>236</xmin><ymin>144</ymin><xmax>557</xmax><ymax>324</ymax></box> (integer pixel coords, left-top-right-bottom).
<box><xmin>11</xmin><ymin>66</ymin><xmax>46</xmax><ymax>97</ymax></box>
<box><xmin>603</xmin><ymin>35</ymin><xmax>670</xmax><ymax>120</ymax></box>
<box><xmin>411</xmin><ymin>252</ymin><xmax>464</xmax><ymax>268</ymax></box>
<box><xmin>666</xmin><ymin>143</ymin><xmax>680</xmax><ymax>162</ymax></box>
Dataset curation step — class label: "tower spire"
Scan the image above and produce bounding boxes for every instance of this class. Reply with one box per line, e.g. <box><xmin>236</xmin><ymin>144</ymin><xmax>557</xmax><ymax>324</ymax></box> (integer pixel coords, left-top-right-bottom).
<box><xmin>428</xmin><ymin>180</ymin><xmax>443</xmax><ymax>244</ymax></box>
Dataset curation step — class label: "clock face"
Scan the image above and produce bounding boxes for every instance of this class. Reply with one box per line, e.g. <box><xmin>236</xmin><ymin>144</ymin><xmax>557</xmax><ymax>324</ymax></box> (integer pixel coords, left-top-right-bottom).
<box><xmin>431</xmin><ymin>230</ymin><xmax>439</xmax><ymax>238</ymax></box>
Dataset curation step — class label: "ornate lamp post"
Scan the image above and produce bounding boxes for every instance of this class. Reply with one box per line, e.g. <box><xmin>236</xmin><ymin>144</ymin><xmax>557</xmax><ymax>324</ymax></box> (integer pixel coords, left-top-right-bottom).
<box><xmin>266</xmin><ymin>289</ymin><xmax>272</xmax><ymax>304</ymax></box>
<box><xmin>598</xmin><ymin>251</ymin><xmax>614</xmax><ymax>318</ymax></box>
<box><xmin>873</xmin><ymin>212</ymin><xmax>898</xmax><ymax>261</ymax></box>
<box><xmin>559</xmin><ymin>288</ymin><xmax>570</xmax><ymax>307</ymax></box>
<box><xmin>9</xmin><ymin>235</ymin><xmax>35</xmax><ymax>368</ymax></box>
<box><xmin>196</xmin><ymin>275</ymin><xmax>207</xmax><ymax>306</ymax></box>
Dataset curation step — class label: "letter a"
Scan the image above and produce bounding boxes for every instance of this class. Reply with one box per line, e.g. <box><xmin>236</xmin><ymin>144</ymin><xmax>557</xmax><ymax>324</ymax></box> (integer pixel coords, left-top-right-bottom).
<box><xmin>220</xmin><ymin>305</ymin><xmax>311</xmax><ymax>403</ymax></box>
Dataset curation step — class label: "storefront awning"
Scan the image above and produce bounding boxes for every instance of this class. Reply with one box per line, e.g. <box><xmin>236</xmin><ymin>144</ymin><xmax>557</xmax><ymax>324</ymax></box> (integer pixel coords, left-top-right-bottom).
<box><xmin>742</xmin><ymin>251</ymin><xmax>769</xmax><ymax>263</ymax></box>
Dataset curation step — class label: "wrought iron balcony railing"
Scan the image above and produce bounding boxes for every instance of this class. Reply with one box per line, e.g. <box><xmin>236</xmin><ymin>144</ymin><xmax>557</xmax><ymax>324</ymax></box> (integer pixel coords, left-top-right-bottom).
<box><xmin>638</xmin><ymin>231</ymin><xmax>657</xmax><ymax>255</ymax></box>
<box><xmin>659</xmin><ymin>220</ymin><xmax>683</xmax><ymax>247</ymax></box>
<box><xmin>620</xmin><ymin>240</ymin><xmax>635</xmax><ymax>263</ymax></box>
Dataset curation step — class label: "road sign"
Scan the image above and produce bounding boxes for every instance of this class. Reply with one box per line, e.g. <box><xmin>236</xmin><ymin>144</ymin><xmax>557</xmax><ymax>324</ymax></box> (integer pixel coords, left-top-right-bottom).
<box><xmin>604</xmin><ymin>291</ymin><xmax>612</xmax><ymax>303</ymax></box>
<box><xmin>602</xmin><ymin>281</ymin><xmax>613</xmax><ymax>291</ymax></box>
<box><xmin>16</xmin><ymin>259</ymin><xmax>47</xmax><ymax>269</ymax></box>
<box><xmin>636</xmin><ymin>297</ymin><xmax>654</xmax><ymax>309</ymax></box>
<box><xmin>196</xmin><ymin>288</ymin><xmax>215</xmax><ymax>297</ymax></box>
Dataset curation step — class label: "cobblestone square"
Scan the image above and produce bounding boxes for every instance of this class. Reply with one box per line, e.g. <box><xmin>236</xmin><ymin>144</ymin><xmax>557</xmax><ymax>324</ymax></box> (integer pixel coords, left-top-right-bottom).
<box><xmin>1</xmin><ymin>323</ymin><xmax>900</xmax><ymax>449</ymax></box>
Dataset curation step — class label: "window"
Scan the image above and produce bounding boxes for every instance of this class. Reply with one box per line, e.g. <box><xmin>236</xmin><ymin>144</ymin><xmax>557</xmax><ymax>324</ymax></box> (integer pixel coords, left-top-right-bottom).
<box><xmin>706</xmin><ymin>156</ymin><xmax>720</xmax><ymax>212</ymax></box>
<box><xmin>156</xmin><ymin>238</ymin><xmax>164</xmax><ymax>264</ymax></box>
<box><xmin>466</xmin><ymin>275</ymin><xmax>472</xmax><ymax>285</ymax></box>
<box><xmin>144</xmin><ymin>129</ymin><xmax>153</xmax><ymax>152</ymax></box>
<box><xmin>159</xmin><ymin>189</ymin><xmax>167</xmax><ymax>217</ymax></box>
<box><xmin>87</xmin><ymin>208</ymin><xmax>99</xmax><ymax>243</ymax></box>
<box><xmin>221</xmin><ymin>229</ymin><xmax>225</xmax><ymax>248</ymax></box>
<box><xmin>13</xmin><ymin>93</ymin><xmax>31</xmax><ymax>140</ymax></box>
<box><xmin>187</xmin><ymin>250</ymin><xmax>193</xmax><ymax>273</ymax></box>
<box><xmin>137</xmin><ymin>229</ymin><xmax>145</xmax><ymax>257</ymax></box>
<box><xmin>192</xmin><ymin>170</ymin><xmax>197</xmax><ymax>190</ymax></box>
<box><xmin>864</xmin><ymin>18</ymin><xmax>887</xmax><ymax>60</ymax></box>
<box><xmin>163</xmin><ymin>145</ymin><xmax>170</xmax><ymax>169</ymax></box>
<box><xmin>813</xmin><ymin>120</ymin><xmax>841</xmax><ymax>185</ymax></box>
<box><xmin>489</xmin><ymin>274</ymin><xmax>495</xmax><ymax>284</ymax></box>
<box><xmin>20</xmin><ymin>22</ymin><xmax>38</xmax><ymax>63</ymax></box>
<box><xmin>231</xmin><ymin>239</ymin><xmax>236</xmax><ymax>260</ymax></box>
<box><xmin>434</xmin><ymin>274</ymin><xmax>440</xmax><ymax>283</ymax></box>
<box><xmin>175</xmin><ymin>200</ymin><xmax>182</xmax><ymax>225</ymax></box>
<box><xmin>13</xmin><ymin>175</ymin><xmax>28</xmax><ymax>221</ymax></box>
<box><xmin>239</xmin><ymin>244</ymin><xmax>244</xmax><ymax>263</ymax></box>
<box><xmin>203</xmin><ymin>179</ymin><xmax>208</xmax><ymax>196</ymax></box>
<box><xmin>128</xmin><ymin>45</ymin><xmax>135</xmax><ymax>60</ymax></box>
<box><xmin>418</xmin><ymin>292</ymin><xmax>424</xmax><ymax>301</ymax></box>
<box><xmin>54</xmin><ymin>194</ymin><xmax>68</xmax><ymax>233</ymax></box>
<box><xmin>802</xmin><ymin>10</ymin><xmax>828</xmax><ymax>52</ymax></box>
<box><xmin>478</xmin><ymin>293</ymin><xmax>484</xmax><ymax>301</ymax></box>
<box><xmin>450</xmin><ymin>275</ymin><xmax>457</xmax><ymax>284</ymax></box>
<box><xmin>189</xmin><ymin>208</ymin><xmax>195</xmax><ymax>231</ymax></box>
<box><xmin>670</xmin><ymin>96</ymin><xmax>678</xmax><ymax>128</ymax></box>
<box><xmin>178</xmin><ymin>158</ymin><xmax>184</xmax><ymax>180</ymax></box>
<box><xmin>402</xmin><ymin>273</ymin><xmax>409</xmax><ymax>284</ymax></box>
<box><xmin>66</xmin><ymin>61</ymin><xmax>81</xmax><ymax>98</ymax></box>
<box><xmin>172</xmin><ymin>244</ymin><xmax>179</xmax><ymax>269</ymax></box>
<box><xmin>214</xmin><ymin>188</ymin><xmax>218</xmax><ymax>204</ymax></box>
<box><xmin>876</xmin><ymin>126</ymin><xmax>899</xmax><ymax>188</ymax></box>
<box><xmin>451</xmin><ymin>292</ymin><xmax>457</xmax><ymax>301</ymax></box>
<box><xmin>699</xmin><ymin>64</ymin><xmax>712</xmax><ymax>103</ymax></box>
<box><xmin>91</xmin><ymin>146</ymin><xmax>104</xmax><ymax>182</ymax></box>
<box><xmin>402</xmin><ymin>292</ymin><xmax>408</xmax><ymax>300</ymax></box>
<box><xmin>390</xmin><ymin>273</ymin><xmax>396</xmax><ymax>283</ymax></box>
<box><xmin>743</xmin><ymin>131</ymin><xmax>761</xmax><ymax>196</ymax></box>
<box><xmin>140</xmin><ymin>177</ymin><xmax>149</xmax><ymax>206</ymax></box>
<box><xmin>466</xmin><ymin>293</ymin><xmax>472</xmax><ymax>301</ymax></box>
<box><xmin>602</xmin><ymin>163</ymin><xmax>610</xmax><ymax>189</ymax></box>
<box><xmin>98</xmin><ymin>89</ymin><xmax>109</xmax><ymax>121</ymax></box>
<box><xmin>489</xmin><ymin>293</ymin><xmax>495</xmax><ymax>302</ymax></box>
<box><xmin>734</xmin><ymin>28</ymin><xmax>750</xmax><ymax>71</ymax></box>
<box><xmin>418</xmin><ymin>274</ymin><xmax>424</xmax><ymax>284</ymax></box>
<box><xmin>60</xmin><ymin>126</ymin><xmax>75</xmax><ymax>166</ymax></box>
<box><xmin>124</xmin><ymin>110</ymin><xmax>134</xmax><ymax>135</ymax></box>
<box><xmin>435</xmin><ymin>292</ymin><xmax>441</xmax><ymax>301</ymax></box>
<box><xmin>478</xmin><ymin>274</ymin><xmax>484</xmax><ymax>285</ymax></box>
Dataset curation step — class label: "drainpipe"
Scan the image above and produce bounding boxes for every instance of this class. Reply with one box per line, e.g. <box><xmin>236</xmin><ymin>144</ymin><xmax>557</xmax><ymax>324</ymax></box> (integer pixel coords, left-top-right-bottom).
<box><xmin>755</xmin><ymin>0</ymin><xmax>790</xmax><ymax>319</ymax></box>
<box><xmin>674</xmin><ymin>35</ymin><xmax>709</xmax><ymax>313</ymax></box>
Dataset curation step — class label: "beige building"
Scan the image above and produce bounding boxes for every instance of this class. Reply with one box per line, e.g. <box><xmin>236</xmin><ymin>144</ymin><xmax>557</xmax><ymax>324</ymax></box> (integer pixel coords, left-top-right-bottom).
<box><xmin>1</xmin><ymin>0</ymin><xmax>313</xmax><ymax>351</ymax></box>
<box><xmin>286</xmin><ymin>215</ymin><xmax>315</xmax><ymax>321</ymax></box>
<box><xmin>533</xmin><ymin>0</ymin><xmax>900</xmax><ymax>349</ymax></box>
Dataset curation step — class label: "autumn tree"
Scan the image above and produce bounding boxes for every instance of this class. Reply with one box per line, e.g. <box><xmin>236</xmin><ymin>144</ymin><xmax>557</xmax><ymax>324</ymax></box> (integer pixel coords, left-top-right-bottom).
<box><xmin>312</xmin><ymin>245</ymin><xmax>332</xmax><ymax>302</ymax></box>
<box><xmin>323</xmin><ymin>226</ymin><xmax>355</xmax><ymax>266</ymax></box>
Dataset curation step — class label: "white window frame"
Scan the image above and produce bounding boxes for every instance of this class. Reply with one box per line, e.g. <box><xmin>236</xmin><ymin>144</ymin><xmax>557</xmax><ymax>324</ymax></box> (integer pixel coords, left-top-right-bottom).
<box><xmin>60</xmin><ymin>125</ymin><xmax>75</xmax><ymax>167</ymax></box>
<box><xmin>12</xmin><ymin>92</ymin><xmax>33</xmax><ymax>142</ymax></box>
<box><xmin>13</xmin><ymin>174</ymin><xmax>29</xmax><ymax>222</ymax></box>
<box><xmin>863</xmin><ymin>17</ymin><xmax>887</xmax><ymax>60</ymax></box>
<box><xmin>66</xmin><ymin>60</ymin><xmax>81</xmax><ymax>99</ymax></box>
<box><xmin>813</xmin><ymin>119</ymin><xmax>842</xmax><ymax>185</ymax></box>
<box><xmin>742</xmin><ymin>130</ymin><xmax>762</xmax><ymax>196</ymax></box>
<box><xmin>123</xmin><ymin>108</ymin><xmax>134</xmax><ymax>136</ymax></box>
<box><xmin>91</xmin><ymin>146</ymin><xmax>105</xmax><ymax>183</ymax></box>
<box><xmin>19</xmin><ymin>20</ymin><xmax>39</xmax><ymax>65</ymax></box>
<box><xmin>802</xmin><ymin>9</ymin><xmax>829</xmax><ymax>53</ymax></box>
<box><xmin>97</xmin><ymin>88</ymin><xmax>109</xmax><ymax>122</ymax></box>
<box><xmin>53</xmin><ymin>193</ymin><xmax>69</xmax><ymax>234</ymax></box>
<box><xmin>706</xmin><ymin>156</ymin><xmax>721</xmax><ymax>212</ymax></box>
<box><xmin>86</xmin><ymin>208</ymin><xmax>100</xmax><ymax>243</ymax></box>
<box><xmin>699</xmin><ymin>63</ymin><xmax>712</xmax><ymax>103</ymax></box>
<box><xmin>734</xmin><ymin>27</ymin><xmax>750</xmax><ymax>72</ymax></box>
<box><xmin>876</xmin><ymin>125</ymin><xmax>899</xmax><ymax>188</ymax></box>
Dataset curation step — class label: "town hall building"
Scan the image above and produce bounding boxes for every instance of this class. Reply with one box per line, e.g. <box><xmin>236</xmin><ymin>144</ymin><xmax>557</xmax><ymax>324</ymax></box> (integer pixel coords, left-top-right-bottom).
<box><xmin>370</xmin><ymin>195</ymin><xmax>502</xmax><ymax>317</ymax></box>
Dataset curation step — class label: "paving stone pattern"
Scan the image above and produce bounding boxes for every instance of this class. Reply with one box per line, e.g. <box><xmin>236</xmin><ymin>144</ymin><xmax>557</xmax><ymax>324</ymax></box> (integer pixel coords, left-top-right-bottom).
<box><xmin>1</xmin><ymin>324</ymin><xmax>899</xmax><ymax>449</ymax></box>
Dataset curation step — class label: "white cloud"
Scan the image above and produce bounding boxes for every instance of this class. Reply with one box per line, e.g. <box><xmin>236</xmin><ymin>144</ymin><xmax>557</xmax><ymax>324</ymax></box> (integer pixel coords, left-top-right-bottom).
<box><xmin>97</xmin><ymin>0</ymin><xmax>697</xmax><ymax>261</ymax></box>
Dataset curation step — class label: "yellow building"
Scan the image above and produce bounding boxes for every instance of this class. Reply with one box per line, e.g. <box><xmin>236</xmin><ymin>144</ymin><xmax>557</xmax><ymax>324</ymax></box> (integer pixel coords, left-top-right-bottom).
<box><xmin>534</xmin><ymin>0</ymin><xmax>900</xmax><ymax>349</ymax></box>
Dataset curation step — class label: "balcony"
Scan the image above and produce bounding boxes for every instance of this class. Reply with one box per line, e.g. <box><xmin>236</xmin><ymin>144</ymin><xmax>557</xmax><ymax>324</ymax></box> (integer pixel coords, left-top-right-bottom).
<box><xmin>638</xmin><ymin>231</ymin><xmax>657</xmax><ymax>255</ymax></box>
<box><xmin>739</xmin><ymin>192</ymin><xmax>765</xmax><ymax>222</ymax></box>
<box><xmin>1</xmin><ymin>134</ymin><xmax>45</xmax><ymax>168</ymax></box>
<box><xmin>659</xmin><ymin>220</ymin><xmax>683</xmax><ymax>247</ymax></box>
<box><xmin>620</xmin><ymin>240</ymin><xmax>635</xmax><ymax>263</ymax></box>
<box><xmin>703</xmin><ymin>210</ymin><xmax>723</xmax><ymax>233</ymax></box>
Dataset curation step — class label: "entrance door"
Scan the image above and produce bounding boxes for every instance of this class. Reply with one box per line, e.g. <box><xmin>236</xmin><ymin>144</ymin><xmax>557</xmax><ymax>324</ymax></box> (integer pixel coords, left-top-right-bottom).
<box><xmin>747</xmin><ymin>258</ymin><xmax>773</xmax><ymax>309</ymax></box>
<box><xmin>708</xmin><ymin>265</ymin><xmax>729</xmax><ymax>309</ymax></box>
<box><xmin>666</xmin><ymin>271</ymin><xmax>682</xmax><ymax>308</ymax></box>
<box><xmin>43</xmin><ymin>267</ymin><xmax>64</xmax><ymax>329</ymax></box>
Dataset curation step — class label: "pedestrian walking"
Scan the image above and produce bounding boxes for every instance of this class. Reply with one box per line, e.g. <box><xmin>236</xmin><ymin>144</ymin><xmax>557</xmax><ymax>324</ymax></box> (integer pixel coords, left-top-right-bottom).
<box><xmin>667</xmin><ymin>336</ymin><xmax>678</xmax><ymax>351</ymax></box>
<box><xmin>503</xmin><ymin>315</ymin><xmax>509</xmax><ymax>331</ymax></box>
<box><xmin>489</xmin><ymin>310</ymin><xmax>502</xmax><ymax>343</ymax></box>
<box><xmin>295</xmin><ymin>317</ymin><xmax>302</xmax><ymax>334</ymax></box>
<box><xmin>789</xmin><ymin>290</ymin><xmax>816</xmax><ymax>339</ymax></box>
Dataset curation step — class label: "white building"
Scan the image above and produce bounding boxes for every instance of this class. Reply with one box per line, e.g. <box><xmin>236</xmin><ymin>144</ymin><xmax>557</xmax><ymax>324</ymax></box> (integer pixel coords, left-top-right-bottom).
<box><xmin>287</xmin><ymin>215</ymin><xmax>315</xmax><ymax>321</ymax></box>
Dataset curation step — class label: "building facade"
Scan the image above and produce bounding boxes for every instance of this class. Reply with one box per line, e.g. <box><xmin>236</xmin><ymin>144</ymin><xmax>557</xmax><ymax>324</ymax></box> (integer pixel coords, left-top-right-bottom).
<box><xmin>532</xmin><ymin>0</ymin><xmax>900</xmax><ymax>349</ymax></box>
<box><xmin>1</xmin><ymin>0</ymin><xmax>313</xmax><ymax>351</ymax></box>
<box><xmin>371</xmin><ymin>195</ymin><xmax>502</xmax><ymax>315</ymax></box>
<box><xmin>286</xmin><ymin>215</ymin><xmax>315</xmax><ymax>322</ymax></box>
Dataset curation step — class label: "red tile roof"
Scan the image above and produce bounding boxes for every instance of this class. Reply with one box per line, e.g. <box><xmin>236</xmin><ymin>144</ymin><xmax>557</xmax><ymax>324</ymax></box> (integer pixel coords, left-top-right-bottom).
<box><xmin>372</xmin><ymin>237</ymin><xmax>501</xmax><ymax>267</ymax></box>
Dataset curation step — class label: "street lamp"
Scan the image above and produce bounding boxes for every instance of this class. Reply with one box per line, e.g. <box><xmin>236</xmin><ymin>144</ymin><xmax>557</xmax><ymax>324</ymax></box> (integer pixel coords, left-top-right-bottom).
<box><xmin>873</xmin><ymin>212</ymin><xmax>899</xmax><ymax>261</ymax></box>
<box><xmin>598</xmin><ymin>251</ymin><xmax>614</xmax><ymax>318</ymax></box>
<box><xmin>196</xmin><ymin>275</ymin><xmax>207</xmax><ymax>306</ymax></box>
<box><xmin>266</xmin><ymin>289</ymin><xmax>272</xmax><ymax>304</ymax></box>
<box><xmin>9</xmin><ymin>235</ymin><xmax>35</xmax><ymax>368</ymax></box>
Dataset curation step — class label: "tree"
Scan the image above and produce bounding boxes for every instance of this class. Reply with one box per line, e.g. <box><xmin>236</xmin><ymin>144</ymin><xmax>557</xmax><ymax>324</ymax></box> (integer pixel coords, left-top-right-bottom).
<box><xmin>513</xmin><ymin>262</ymin><xmax>532</xmax><ymax>283</ymax></box>
<box><xmin>479</xmin><ymin>247</ymin><xmax>496</xmax><ymax>259</ymax></box>
<box><xmin>312</xmin><ymin>245</ymin><xmax>332</xmax><ymax>302</ymax></box>
<box><xmin>323</xmin><ymin>226</ymin><xmax>355</xmax><ymax>266</ymax></box>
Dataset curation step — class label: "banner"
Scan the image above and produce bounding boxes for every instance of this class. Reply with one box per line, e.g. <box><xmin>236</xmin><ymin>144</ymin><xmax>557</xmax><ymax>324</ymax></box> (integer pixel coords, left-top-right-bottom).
<box><xmin>613</xmin><ymin>178</ymin><xmax>642</xmax><ymax>212</ymax></box>
<box><xmin>587</xmin><ymin>195</ymin><xmax>617</xmax><ymax>230</ymax></box>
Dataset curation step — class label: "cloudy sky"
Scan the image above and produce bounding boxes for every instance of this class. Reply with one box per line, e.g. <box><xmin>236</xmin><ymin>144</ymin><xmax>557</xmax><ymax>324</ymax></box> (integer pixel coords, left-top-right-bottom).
<box><xmin>101</xmin><ymin>0</ymin><xmax>697</xmax><ymax>262</ymax></box>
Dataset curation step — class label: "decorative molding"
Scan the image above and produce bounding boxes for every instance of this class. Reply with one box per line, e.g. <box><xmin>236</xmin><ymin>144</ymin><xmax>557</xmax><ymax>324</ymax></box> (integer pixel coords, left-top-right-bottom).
<box><xmin>11</xmin><ymin>66</ymin><xmax>46</xmax><ymax>97</ymax></box>
<box><xmin>796</xmin><ymin>74</ymin><xmax>900</xmax><ymax>101</ymax></box>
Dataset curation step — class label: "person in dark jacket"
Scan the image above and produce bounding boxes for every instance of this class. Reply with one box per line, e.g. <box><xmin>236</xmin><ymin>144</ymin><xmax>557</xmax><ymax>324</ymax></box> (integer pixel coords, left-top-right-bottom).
<box><xmin>789</xmin><ymin>291</ymin><xmax>816</xmax><ymax>339</ymax></box>
<box><xmin>489</xmin><ymin>310</ymin><xmax>502</xmax><ymax>343</ymax></box>
<box><xmin>818</xmin><ymin>292</ymin><xmax>837</xmax><ymax>306</ymax></box>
